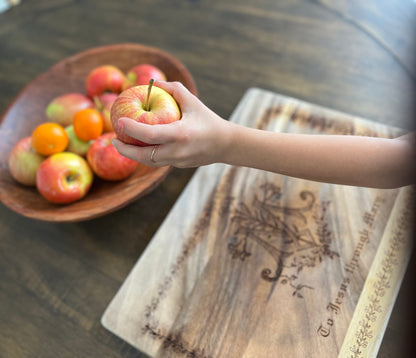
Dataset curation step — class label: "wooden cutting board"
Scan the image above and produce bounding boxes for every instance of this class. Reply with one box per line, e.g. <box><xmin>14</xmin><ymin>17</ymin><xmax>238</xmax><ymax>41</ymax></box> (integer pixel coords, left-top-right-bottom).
<box><xmin>101</xmin><ymin>88</ymin><xmax>414</xmax><ymax>358</ymax></box>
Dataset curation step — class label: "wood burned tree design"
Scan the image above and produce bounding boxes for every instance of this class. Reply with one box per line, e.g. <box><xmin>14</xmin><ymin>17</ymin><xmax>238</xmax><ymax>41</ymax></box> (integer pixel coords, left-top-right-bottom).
<box><xmin>227</xmin><ymin>183</ymin><xmax>339</xmax><ymax>298</ymax></box>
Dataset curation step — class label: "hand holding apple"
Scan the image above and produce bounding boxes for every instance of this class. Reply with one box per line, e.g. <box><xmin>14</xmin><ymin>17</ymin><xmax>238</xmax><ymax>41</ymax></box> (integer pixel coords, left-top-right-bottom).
<box><xmin>111</xmin><ymin>79</ymin><xmax>181</xmax><ymax>146</ymax></box>
<box><xmin>112</xmin><ymin>81</ymin><xmax>230</xmax><ymax>168</ymax></box>
<box><xmin>36</xmin><ymin>152</ymin><xmax>93</xmax><ymax>204</ymax></box>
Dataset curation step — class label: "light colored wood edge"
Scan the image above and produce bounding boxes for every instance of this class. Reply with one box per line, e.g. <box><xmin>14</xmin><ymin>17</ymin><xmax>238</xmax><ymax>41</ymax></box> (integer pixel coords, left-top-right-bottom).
<box><xmin>248</xmin><ymin>87</ymin><xmax>406</xmax><ymax>134</ymax></box>
<box><xmin>338</xmin><ymin>186</ymin><xmax>414</xmax><ymax>358</ymax></box>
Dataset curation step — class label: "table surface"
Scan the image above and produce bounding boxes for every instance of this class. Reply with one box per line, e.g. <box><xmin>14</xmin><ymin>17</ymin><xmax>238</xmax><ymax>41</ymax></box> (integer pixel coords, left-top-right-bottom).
<box><xmin>0</xmin><ymin>1</ymin><xmax>415</xmax><ymax>357</ymax></box>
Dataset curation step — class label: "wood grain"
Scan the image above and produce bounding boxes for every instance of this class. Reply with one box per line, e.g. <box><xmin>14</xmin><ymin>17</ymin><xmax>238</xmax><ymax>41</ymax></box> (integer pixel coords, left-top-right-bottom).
<box><xmin>0</xmin><ymin>43</ymin><xmax>197</xmax><ymax>222</ymax></box>
<box><xmin>1</xmin><ymin>1</ymin><xmax>414</xmax><ymax>357</ymax></box>
<box><xmin>102</xmin><ymin>88</ymin><xmax>413</xmax><ymax>358</ymax></box>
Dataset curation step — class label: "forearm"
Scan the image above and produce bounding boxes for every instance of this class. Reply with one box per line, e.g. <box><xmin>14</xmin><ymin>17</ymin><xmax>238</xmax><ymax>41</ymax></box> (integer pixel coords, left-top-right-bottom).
<box><xmin>112</xmin><ymin>81</ymin><xmax>414</xmax><ymax>189</ymax></box>
<box><xmin>222</xmin><ymin>123</ymin><xmax>415</xmax><ymax>188</ymax></box>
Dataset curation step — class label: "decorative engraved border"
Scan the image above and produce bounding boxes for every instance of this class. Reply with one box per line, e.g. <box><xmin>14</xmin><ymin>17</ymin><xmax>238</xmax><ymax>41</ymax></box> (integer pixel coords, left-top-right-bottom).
<box><xmin>347</xmin><ymin>190</ymin><xmax>414</xmax><ymax>357</ymax></box>
<box><xmin>143</xmin><ymin>324</ymin><xmax>213</xmax><ymax>358</ymax></box>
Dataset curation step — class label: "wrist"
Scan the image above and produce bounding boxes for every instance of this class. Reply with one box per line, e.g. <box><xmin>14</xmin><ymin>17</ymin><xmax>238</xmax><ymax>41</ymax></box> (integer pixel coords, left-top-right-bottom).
<box><xmin>219</xmin><ymin>120</ymin><xmax>246</xmax><ymax>165</ymax></box>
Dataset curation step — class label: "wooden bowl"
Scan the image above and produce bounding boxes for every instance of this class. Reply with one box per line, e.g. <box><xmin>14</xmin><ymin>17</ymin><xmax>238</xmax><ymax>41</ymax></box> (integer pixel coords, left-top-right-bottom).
<box><xmin>0</xmin><ymin>43</ymin><xmax>197</xmax><ymax>222</ymax></box>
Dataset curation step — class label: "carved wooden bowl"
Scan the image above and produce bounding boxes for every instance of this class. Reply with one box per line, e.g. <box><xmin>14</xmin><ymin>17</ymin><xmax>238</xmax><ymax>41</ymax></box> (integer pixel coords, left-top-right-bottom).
<box><xmin>0</xmin><ymin>43</ymin><xmax>197</xmax><ymax>222</ymax></box>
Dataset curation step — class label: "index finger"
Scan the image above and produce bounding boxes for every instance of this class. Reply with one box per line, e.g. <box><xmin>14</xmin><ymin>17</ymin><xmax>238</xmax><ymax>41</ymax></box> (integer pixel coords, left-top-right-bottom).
<box><xmin>119</xmin><ymin>117</ymin><xmax>184</xmax><ymax>145</ymax></box>
<box><xmin>154</xmin><ymin>80</ymin><xmax>197</xmax><ymax>110</ymax></box>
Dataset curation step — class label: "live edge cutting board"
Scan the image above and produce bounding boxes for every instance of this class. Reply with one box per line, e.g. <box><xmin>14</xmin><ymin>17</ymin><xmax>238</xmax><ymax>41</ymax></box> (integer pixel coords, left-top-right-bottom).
<box><xmin>102</xmin><ymin>88</ymin><xmax>414</xmax><ymax>358</ymax></box>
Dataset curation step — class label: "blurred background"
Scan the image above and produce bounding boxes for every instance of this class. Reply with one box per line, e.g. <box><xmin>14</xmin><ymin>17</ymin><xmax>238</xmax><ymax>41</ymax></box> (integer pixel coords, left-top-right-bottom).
<box><xmin>1</xmin><ymin>1</ymin><xmax>415</xmax><ymax>128</ymax></box>
<box><xmin>0</xmin><ymin>1</ymin><xmax>415</xmax><ymax>357</ymax></box>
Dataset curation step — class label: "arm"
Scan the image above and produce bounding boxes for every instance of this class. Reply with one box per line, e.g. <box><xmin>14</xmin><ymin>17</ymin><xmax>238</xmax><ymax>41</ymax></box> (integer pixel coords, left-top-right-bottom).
<box><xmin>224</xmin><ymin>127</ymin><xmax>415</xmax><ymax>188</ymax></box>
<box><xmin>112</xmin><ymin>81</ymin><xmax>415</xmax><ymax>189</ymax></box>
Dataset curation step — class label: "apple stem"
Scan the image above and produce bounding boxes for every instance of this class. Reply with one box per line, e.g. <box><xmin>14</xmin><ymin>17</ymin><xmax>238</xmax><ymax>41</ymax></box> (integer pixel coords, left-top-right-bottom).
<box><xmin>144</xmin><ymin>78</ymin><xmax>155</xmax><ymax>111</ymax></box>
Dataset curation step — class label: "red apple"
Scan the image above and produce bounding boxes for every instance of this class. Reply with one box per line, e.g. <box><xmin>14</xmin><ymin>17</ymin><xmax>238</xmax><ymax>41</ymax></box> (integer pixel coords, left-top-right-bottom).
<box><xmin>111</xmin><ymin>80</ymin><xmax>181</xmax><ymax>146</ymax></box>
<box><xmin>46</xmin><ymin>93</ymin><xmax>94</xmax><ymax>127</ymax></box>
<box><xmin>85</xmin><ymin>65</ymin><xmax>125</xmax><ymax>98</ymax></box>
<box><xmin>87</xmin><ymin>132</ymin><xmax>139</xmax><ymax>181</ymax></box>
<box><xmin>8</xmin><ymin>137</ymin><xmax>45</xmax><ymax>186</ymax></box>
<box><xmin>65</xmin><ymin>125</ymin><xmax>91</xmax><ymax>156</ymax></box>
<box><xmin>36</xmin><ymin>152</ymin><xmax>93</xmax><ymax>204</ymax></box>
<box><xmin>122</xmin><ymin>64</ymin><xmax>166</xmax><ymax>90</ymax></box>
<box><xmin>94</xmin><ymin>93</ymin><xmax>118</xmax><ymax>132</ymax></box>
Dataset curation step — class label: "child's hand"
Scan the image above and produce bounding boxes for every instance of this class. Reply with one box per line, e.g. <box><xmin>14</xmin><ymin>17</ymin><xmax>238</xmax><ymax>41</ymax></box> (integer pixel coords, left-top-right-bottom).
<box><xmin>112</xmin><ymin>80</ymin><xmax>232</xmax><ymax>168</ymax></box>
<box><xmin>112</xmin><ymin>80</ymin><xmax>415</xmax><ymax>188</ymax></box>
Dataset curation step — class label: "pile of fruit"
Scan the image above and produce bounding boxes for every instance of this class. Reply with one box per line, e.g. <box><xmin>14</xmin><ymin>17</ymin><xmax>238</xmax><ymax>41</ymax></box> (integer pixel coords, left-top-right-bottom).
<box><xmin>8</xmin><ymin>63</ymin><xmax>167</xmax><ymax>204</ymax></box>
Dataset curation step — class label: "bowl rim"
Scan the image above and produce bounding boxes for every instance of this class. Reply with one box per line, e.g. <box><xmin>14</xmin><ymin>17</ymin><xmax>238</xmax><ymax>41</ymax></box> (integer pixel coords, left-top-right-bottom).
<box><xmin>1</xmin><ymin>43</ymin><xmax>198</xmax><ymax>118</ymax></box>
<box><xmin>0</xmin><ymin>43</ymin><xmax>197</xmax><ymax>222</ymax></box>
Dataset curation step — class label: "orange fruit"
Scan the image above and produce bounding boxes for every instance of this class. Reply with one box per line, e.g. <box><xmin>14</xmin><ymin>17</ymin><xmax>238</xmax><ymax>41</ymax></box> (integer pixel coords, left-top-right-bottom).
<box><xmin>73</xmin><ymin>108</ymin><xmax>103</xmax><ymax>141</ymax></box>
<box><xmin>32</xmin><ymin>122</ymin><xmax>69</xmax><ymax>156</ymax></box>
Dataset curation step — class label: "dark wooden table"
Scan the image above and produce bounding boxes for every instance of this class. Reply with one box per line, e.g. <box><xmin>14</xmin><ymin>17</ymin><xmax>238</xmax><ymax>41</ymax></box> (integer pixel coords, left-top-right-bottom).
<box><xmin>1</xmin><ymin>1</ymin><xmax>415</xmax><ymax>357</ymax></box>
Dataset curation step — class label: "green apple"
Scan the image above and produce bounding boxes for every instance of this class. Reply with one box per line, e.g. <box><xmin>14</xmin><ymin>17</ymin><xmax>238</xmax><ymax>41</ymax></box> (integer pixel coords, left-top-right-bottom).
<box><xmin>8</xmin><ymin>136</ymin><xmax>45</xmax><ymax>186</ymax></box>
<box><xmin>65</xmin><ymin>125</ymin><xmax>91</xmax><ymax>157</ymax></box>
<box><xmin>46</xmin><ymin>93</ymin><xmax>94</xmax><ymax>127</ymax></box>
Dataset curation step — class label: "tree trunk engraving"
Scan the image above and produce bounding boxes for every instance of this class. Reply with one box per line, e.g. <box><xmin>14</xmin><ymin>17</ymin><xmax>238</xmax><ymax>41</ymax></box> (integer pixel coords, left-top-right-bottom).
<box><xmin>227</xmin><ymin>183</ymin><xmax>339</xmax><ymax>297</ymax></box>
